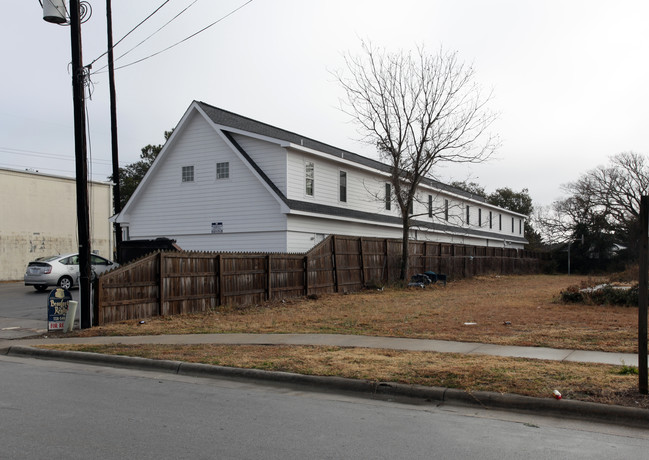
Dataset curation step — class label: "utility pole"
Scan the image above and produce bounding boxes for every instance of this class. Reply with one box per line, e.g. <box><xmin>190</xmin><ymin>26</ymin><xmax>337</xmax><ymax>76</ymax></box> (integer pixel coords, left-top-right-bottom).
<box><xmin>639</xmin><ymin>196</ymin><xmax>648</xmax><ymax>394</ymax></box>
<box><xmin>106</xmin><ymin>0</ymin><xmax>122</xmax><ymax>261</ymax></box>
<box><xmin>44</xmin><ymin>0</ymin><xmax>92</xmax><ymax>328</ymax></box>
<box><xmin>69</xmin><ymin>0</ymin><xmax>92</xmax><ymax>329</ymax></box>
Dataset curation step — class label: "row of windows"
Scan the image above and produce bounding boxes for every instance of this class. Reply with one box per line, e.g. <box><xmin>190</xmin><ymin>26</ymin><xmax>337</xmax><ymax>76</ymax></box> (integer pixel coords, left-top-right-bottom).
<box><xmin>181</xmin><ymin>163</ymin><xmax>230</xmax><ymax>183</ymax></box>
<box><xmin>465</xmin><ymin>205</ymin><xmax>522</xmax><ymax>234</ymax></box>
<box><xmin>304</xmin><ymin>161</ymin><xmax>522</xmax><ymax>235</ymax></box>
<box><xmin>383</xmin><ymin>184</ymin><xmax>523</xmax><ymax>235</ymax></box>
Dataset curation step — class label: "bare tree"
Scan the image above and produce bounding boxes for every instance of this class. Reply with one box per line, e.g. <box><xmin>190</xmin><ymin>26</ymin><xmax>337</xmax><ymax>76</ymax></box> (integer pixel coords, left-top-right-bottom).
<box><xmin>336</xmin><ymin>42</ymin><xmax>498</xmax><ymax>280</ymax></box>
<box><xmin>539</xmin><ymin>152</ymin><xmax>649</xmax><ymax>255</ymax></box>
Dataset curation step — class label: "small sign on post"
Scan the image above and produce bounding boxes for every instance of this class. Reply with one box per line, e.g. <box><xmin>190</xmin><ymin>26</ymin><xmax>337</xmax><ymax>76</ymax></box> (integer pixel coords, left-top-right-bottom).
<box><xmin>47</xmin><ymin>288</ymin><xmax>72</xmax><ymax>331</ymax></box>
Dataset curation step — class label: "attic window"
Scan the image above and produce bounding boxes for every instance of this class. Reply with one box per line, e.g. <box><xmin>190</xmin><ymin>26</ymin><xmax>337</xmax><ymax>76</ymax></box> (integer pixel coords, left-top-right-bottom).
<box><xmin>305</xmin><ymin>161</ymin><xmax>315</xmax><ymax>196</ymax></box>
<box><xmin>339</xmin><ymin>170</ymin><xmax>347</xmax><ymax>202</ymax></box>
<box><xmin>385</xmin><ymin>183</ymin><xmax>391</xmax><ymax>210</ymax></box>
<box><xmin>182</xmin><ymin>166</ymin><xmax>194</xmax><ymax>182</ymax></box>
<box><xmin>216</xmin><ymin>162</ymin><xmax>229</xmax><ymax>179</ymax></box>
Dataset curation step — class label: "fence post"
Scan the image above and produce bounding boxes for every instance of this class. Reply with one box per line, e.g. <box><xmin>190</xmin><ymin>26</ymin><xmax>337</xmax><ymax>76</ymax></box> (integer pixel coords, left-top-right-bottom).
<box><xmin>359</xmin><ymin>237</ymin><xmax>365</xmax><ymax>287</ymax></box>
<box><xmin>266</xmin><ymin>254</ymin><xmax>272</xmax><ymax>301</ymax></box>
<box><xmin>639</xmin><ymin>195</ymin><xmax>648</xmax><ymax>394</ymax></box>
<box><xmin>384</xmin><ymin>239</ymin><xmax>389</xmax><ymax>283</ymax></box>
<box><xmin>158</xmin><ymin>252</ymin><xmax>165</xmax><ymax>316</ymax></box>
<box><xmin>304</xmin><ymin>255</ymin><xmax>309</xmax><ymax>296</ymax></box>
<box><xmin>93</xmin><ymin>277</ymin><xmax>101</xmax><ymax>327</ymax></box>
<box><xmin>217</xmin><ymin>254</ymin><xmax>224</xmax><ymax>306</ymax></box>
<box><xmin>332</xmin><ymin>235</ymin><xmax>339</xmax><ymax>293</ymax></box>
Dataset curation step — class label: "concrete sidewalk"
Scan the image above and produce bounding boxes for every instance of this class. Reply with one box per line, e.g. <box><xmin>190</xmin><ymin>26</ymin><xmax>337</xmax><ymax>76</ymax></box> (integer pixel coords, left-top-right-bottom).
<box><xmin>3</xmin><ymin>332</ymin><xmax>648</xmax><ymax>427</ymax></box>
<box><xmin>1</xmin><ymin>332</ymin><xmax>641</xmax><ymax>367</ymax></box>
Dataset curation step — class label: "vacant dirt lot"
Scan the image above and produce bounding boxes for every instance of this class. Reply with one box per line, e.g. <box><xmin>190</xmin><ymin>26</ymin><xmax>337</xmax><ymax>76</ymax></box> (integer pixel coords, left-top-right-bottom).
<box><xmin>76</xmin><ymin>274</ymin><xmax>638</xmax><ymax>353</ymax></box>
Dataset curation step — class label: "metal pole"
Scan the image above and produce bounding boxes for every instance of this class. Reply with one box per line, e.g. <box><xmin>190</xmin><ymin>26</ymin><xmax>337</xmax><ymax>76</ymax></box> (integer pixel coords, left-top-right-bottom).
<box><xmin>106</xmin><ymin>0</ymin><xmax>122</xmax><ymax>261</ymax></box>
<box><xmin>69</xmin><ymin>0</ymin><xmax>92</xmax><ymax>329</ymax></box>
<box><xmin>567</xmin><ymin>241</ymin><xmax>571</xmax><ymax>275</ymax></box>
<box><xmin>639</xmin><ymin>195</ymin><xmax>648</xmax><ymax>394</ymax></box>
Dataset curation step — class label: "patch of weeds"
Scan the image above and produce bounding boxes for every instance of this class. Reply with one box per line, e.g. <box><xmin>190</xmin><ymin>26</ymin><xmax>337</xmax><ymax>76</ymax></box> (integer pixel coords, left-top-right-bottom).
<box><xmin>560</xmin><ymin>285</ymin><xmax>583</xmax><ymax>303</ymax></box>
<box><xmin>616</xmin><ymin>363</ymin><xmax>638</xmax><ymax>375</ymax></box>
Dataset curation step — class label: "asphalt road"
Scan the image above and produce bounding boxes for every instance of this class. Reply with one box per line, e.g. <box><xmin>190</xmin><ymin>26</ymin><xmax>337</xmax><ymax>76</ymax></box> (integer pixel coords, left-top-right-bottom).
<box><xmin>2</xmin><ymin>354</ymin><xmax>648</xmax><ymax>460</ymax></box>
<box><xmin>0</xmin><ymin>281</ymin><xmax>77</xmax><ymax>338</ymax></box>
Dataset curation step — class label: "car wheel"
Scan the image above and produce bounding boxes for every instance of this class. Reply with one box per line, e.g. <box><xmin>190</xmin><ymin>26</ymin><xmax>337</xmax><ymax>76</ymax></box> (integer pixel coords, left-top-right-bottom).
<box><xmin>34</xmin><ymin>285</ymin><xmax>49</xmax><ymax>292</ymax></box>
<box><xmin>58</xmin><ymin>276</ymin><xmax>73</xmax><ymax>290</ymax></box>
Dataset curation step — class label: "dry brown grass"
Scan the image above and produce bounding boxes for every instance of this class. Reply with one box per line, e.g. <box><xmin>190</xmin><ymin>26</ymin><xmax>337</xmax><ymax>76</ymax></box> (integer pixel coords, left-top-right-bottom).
<box><xmin>42</xmin><ymin>343</ymin><xmax>649</xmax><ymax>409</ymax></box>
<box><xmin>73</xmin><ymin>275</ymin><xmax>638</xmax><ymax>353</ymax></box>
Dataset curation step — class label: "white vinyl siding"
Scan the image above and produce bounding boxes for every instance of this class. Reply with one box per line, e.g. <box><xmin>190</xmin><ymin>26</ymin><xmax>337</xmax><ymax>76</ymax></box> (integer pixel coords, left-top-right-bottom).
<box><xmin>232</xmin><ymin>134</ymin><xmax>287</xmax><ymax>195</ymax></box>
<box><xmin>123</xmin><ymin>112</ymin><xmax>286</xmax><ymax>246</ymax></box>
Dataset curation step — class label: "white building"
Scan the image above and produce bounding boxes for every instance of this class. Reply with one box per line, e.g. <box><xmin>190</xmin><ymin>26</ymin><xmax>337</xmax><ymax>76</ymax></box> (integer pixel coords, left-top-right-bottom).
<box><xmin>115</xmin><ymin>101</ymin><xmax>527</xmax><ymax>253</ymax></box>
<box><xmin>0</xmin><ymin>168</ymin><xmax>114</xmax><ymax>280</ymax></box>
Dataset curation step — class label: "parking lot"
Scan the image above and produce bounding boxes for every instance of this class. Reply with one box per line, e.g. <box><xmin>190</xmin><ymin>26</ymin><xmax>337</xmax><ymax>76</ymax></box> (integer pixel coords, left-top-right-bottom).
<box><xmin>0</xmin><ymin>281</ymin><xmax>78</xmax><ymax>339</ymax></box>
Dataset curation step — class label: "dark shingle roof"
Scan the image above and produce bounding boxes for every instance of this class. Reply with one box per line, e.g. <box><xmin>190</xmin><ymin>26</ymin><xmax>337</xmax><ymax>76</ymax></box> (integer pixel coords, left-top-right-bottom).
<box><xmin>197</xmin><ymin>101</ymin><xmax>488</xmax><ymax>203</ymax></box>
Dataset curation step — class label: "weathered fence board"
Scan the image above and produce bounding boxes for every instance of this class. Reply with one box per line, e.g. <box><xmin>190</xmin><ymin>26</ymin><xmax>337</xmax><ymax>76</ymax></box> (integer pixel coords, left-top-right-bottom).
<box><xmin>96</xmin><ymin>235</ymin><xmax>543</xmax><ymax>325</ymax></box>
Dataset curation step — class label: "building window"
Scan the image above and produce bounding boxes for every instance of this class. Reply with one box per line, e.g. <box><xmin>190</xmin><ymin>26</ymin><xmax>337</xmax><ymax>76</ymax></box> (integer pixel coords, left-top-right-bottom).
<box><xmin>385</xmin><ymin>183</ymin><xmax>391</xmax><ymax>210</ymax></box>
<box><xmin>466</xmin><ymin>205</ymin><xmax>470</xmax><ymax>225</ymax></box>
<box><xmin>182</xmin><ymin>165</ymin><xmax>194</xmax><ymax>182</ymax></box>
<box><xmin>428</xmin><ymin>195</ymin><xmax>433</xmax><ymax>218</ymax></box>
<box><xmin>512</xmin><ymin>217</ymin><xmax>515</xmax><ymax>233</ymax></box>
<box><xmin>478</xmin><ymin>209</ymin><xmax>482</xmax><ymax>227</ymax></box>
<box><xmin>305</xmin><ymin>161</ymin><xmax>314</xmax><ymax>196</ymax></box>
<box><xmin>339</xmin><ymin>170</ymin><xmax>347</xmax><ymax>202</ymax></box>
<box><xmin>444</xmin><ymin>199</ymin><xmax>449</xmax><ymax>221</ymax></box>
<box><xmin>519</xmin><ymin>219</ymin><xmax>523</xmax><ymax>234</ymax></box>
<box><xmin>489</xmin><ymin>211</ymin><xmax>493</xmax><ymax>229</ymax></box>
<box><xmin>216</xmin><ymin>162</ymin><xmax>229</xmax><ymax>179</ymax></box>
<box><xmin>499</xmin><ymin>214</ymin><xmax>502</xmax><ymax>230</ymax></box>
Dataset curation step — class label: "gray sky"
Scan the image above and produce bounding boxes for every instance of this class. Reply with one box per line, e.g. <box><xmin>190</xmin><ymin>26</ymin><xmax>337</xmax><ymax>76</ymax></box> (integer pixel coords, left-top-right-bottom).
<box><xmin>2</xmin><ymin>0</ymin><xmax>648</xmax><ymax>208</ymax></box>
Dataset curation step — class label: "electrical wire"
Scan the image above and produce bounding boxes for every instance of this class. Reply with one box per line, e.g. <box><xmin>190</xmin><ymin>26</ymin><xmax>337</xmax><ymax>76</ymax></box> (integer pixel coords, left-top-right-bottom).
<box><xmin>97</xmin><ymin>0</ymin><xmax>254</xmax><ymax>73</ymax></box>
<box><xmin>87</xmin><ymin>0</ymin><xmax>172</xmax><ymax>69</ymax></box>
<box><xmin>92</xmin><ymin>0</ymin><xmax>199</xmax><ymax>73</ymax></box>
<box><xmin>0</xmin><ymin>146</ymin><xmax>128</xmax><ymax>167</ymax></box>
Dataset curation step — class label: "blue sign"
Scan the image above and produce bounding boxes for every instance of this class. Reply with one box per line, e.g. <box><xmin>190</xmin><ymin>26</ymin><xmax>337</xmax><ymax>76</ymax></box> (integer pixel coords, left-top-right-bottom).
<box><xmin>47</xmin><ymin>288</ymin><xmax>72</xmax><ymax>331</ymax></box>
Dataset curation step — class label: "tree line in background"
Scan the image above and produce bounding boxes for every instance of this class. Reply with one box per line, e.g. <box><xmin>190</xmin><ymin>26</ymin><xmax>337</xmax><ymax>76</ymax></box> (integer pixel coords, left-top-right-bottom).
<box><xmin>535</xmin><ymin>151</ymin><xmax>649</xmax><ymax>274</ymax></box>
<box><xmin>452</xmin><ymin>151</ymin><xmax>649</xmax><ymax>274</ymax></box>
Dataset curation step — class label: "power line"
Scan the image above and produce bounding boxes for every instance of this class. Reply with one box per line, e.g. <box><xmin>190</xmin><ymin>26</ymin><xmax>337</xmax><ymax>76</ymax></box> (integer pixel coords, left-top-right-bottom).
<box><xmin>0</xmin><ymin>146</ymin><xmax>129</xmax><ymax>167</ymax></box>
<box><xmin>93</xmin><ymin>0</ymin><xmax>199</xmax><ymax>73</ymax></box>
<box><xmin>0</xmin><ymin>162</ymin><xmax>114</xmax><ymax>180</ymax></box>
<box><xmin>87</xmin><ymin>0</ymin><xmax>172</xmax><ymax>69</ymax></box>
<box><xmin>98</xmin><ymin>0</ymin><xmax>254</xmax><ymax>72</ymax></box>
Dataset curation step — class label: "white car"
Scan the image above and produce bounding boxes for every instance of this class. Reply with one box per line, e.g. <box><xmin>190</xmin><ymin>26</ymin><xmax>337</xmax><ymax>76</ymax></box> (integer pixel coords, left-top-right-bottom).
<box><xmin>24</xmin><ymin>253</ymin><xmax>118</xmax><ymax>291</ymax></box>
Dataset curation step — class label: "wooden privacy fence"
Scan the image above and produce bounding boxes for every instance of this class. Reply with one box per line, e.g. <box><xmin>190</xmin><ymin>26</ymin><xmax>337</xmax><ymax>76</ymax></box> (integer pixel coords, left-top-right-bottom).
<box><xmin>96</xmin><ymin>235</ymin><xmax>542</xmax><ymax>325</ymax></box>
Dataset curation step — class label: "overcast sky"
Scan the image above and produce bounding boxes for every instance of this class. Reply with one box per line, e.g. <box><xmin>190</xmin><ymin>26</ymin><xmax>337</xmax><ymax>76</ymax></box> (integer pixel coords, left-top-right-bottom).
<box><xmin>2</xmin><ymin>0</ymin><xmax>648</xmax><ymax>208</ymax></box>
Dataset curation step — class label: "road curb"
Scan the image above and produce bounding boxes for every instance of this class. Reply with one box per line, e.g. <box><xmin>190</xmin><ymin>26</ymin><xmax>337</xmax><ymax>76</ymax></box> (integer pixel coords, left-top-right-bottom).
<box><xmin>4</xmin><ymin>345</ymin><xmax>649</xmax><ymax>427</ymax></box>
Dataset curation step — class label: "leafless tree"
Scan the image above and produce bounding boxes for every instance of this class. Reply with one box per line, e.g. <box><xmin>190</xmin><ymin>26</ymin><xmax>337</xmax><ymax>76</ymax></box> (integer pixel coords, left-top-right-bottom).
<box><xmin>336</xmin><ymin>42</ymin><xmax>498</xmax><ymax>280</ymax></box>
<box><xmin>537</xmin><ymin>151</ymin><xmax>649</xmax><ymax>253</ymax></box>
